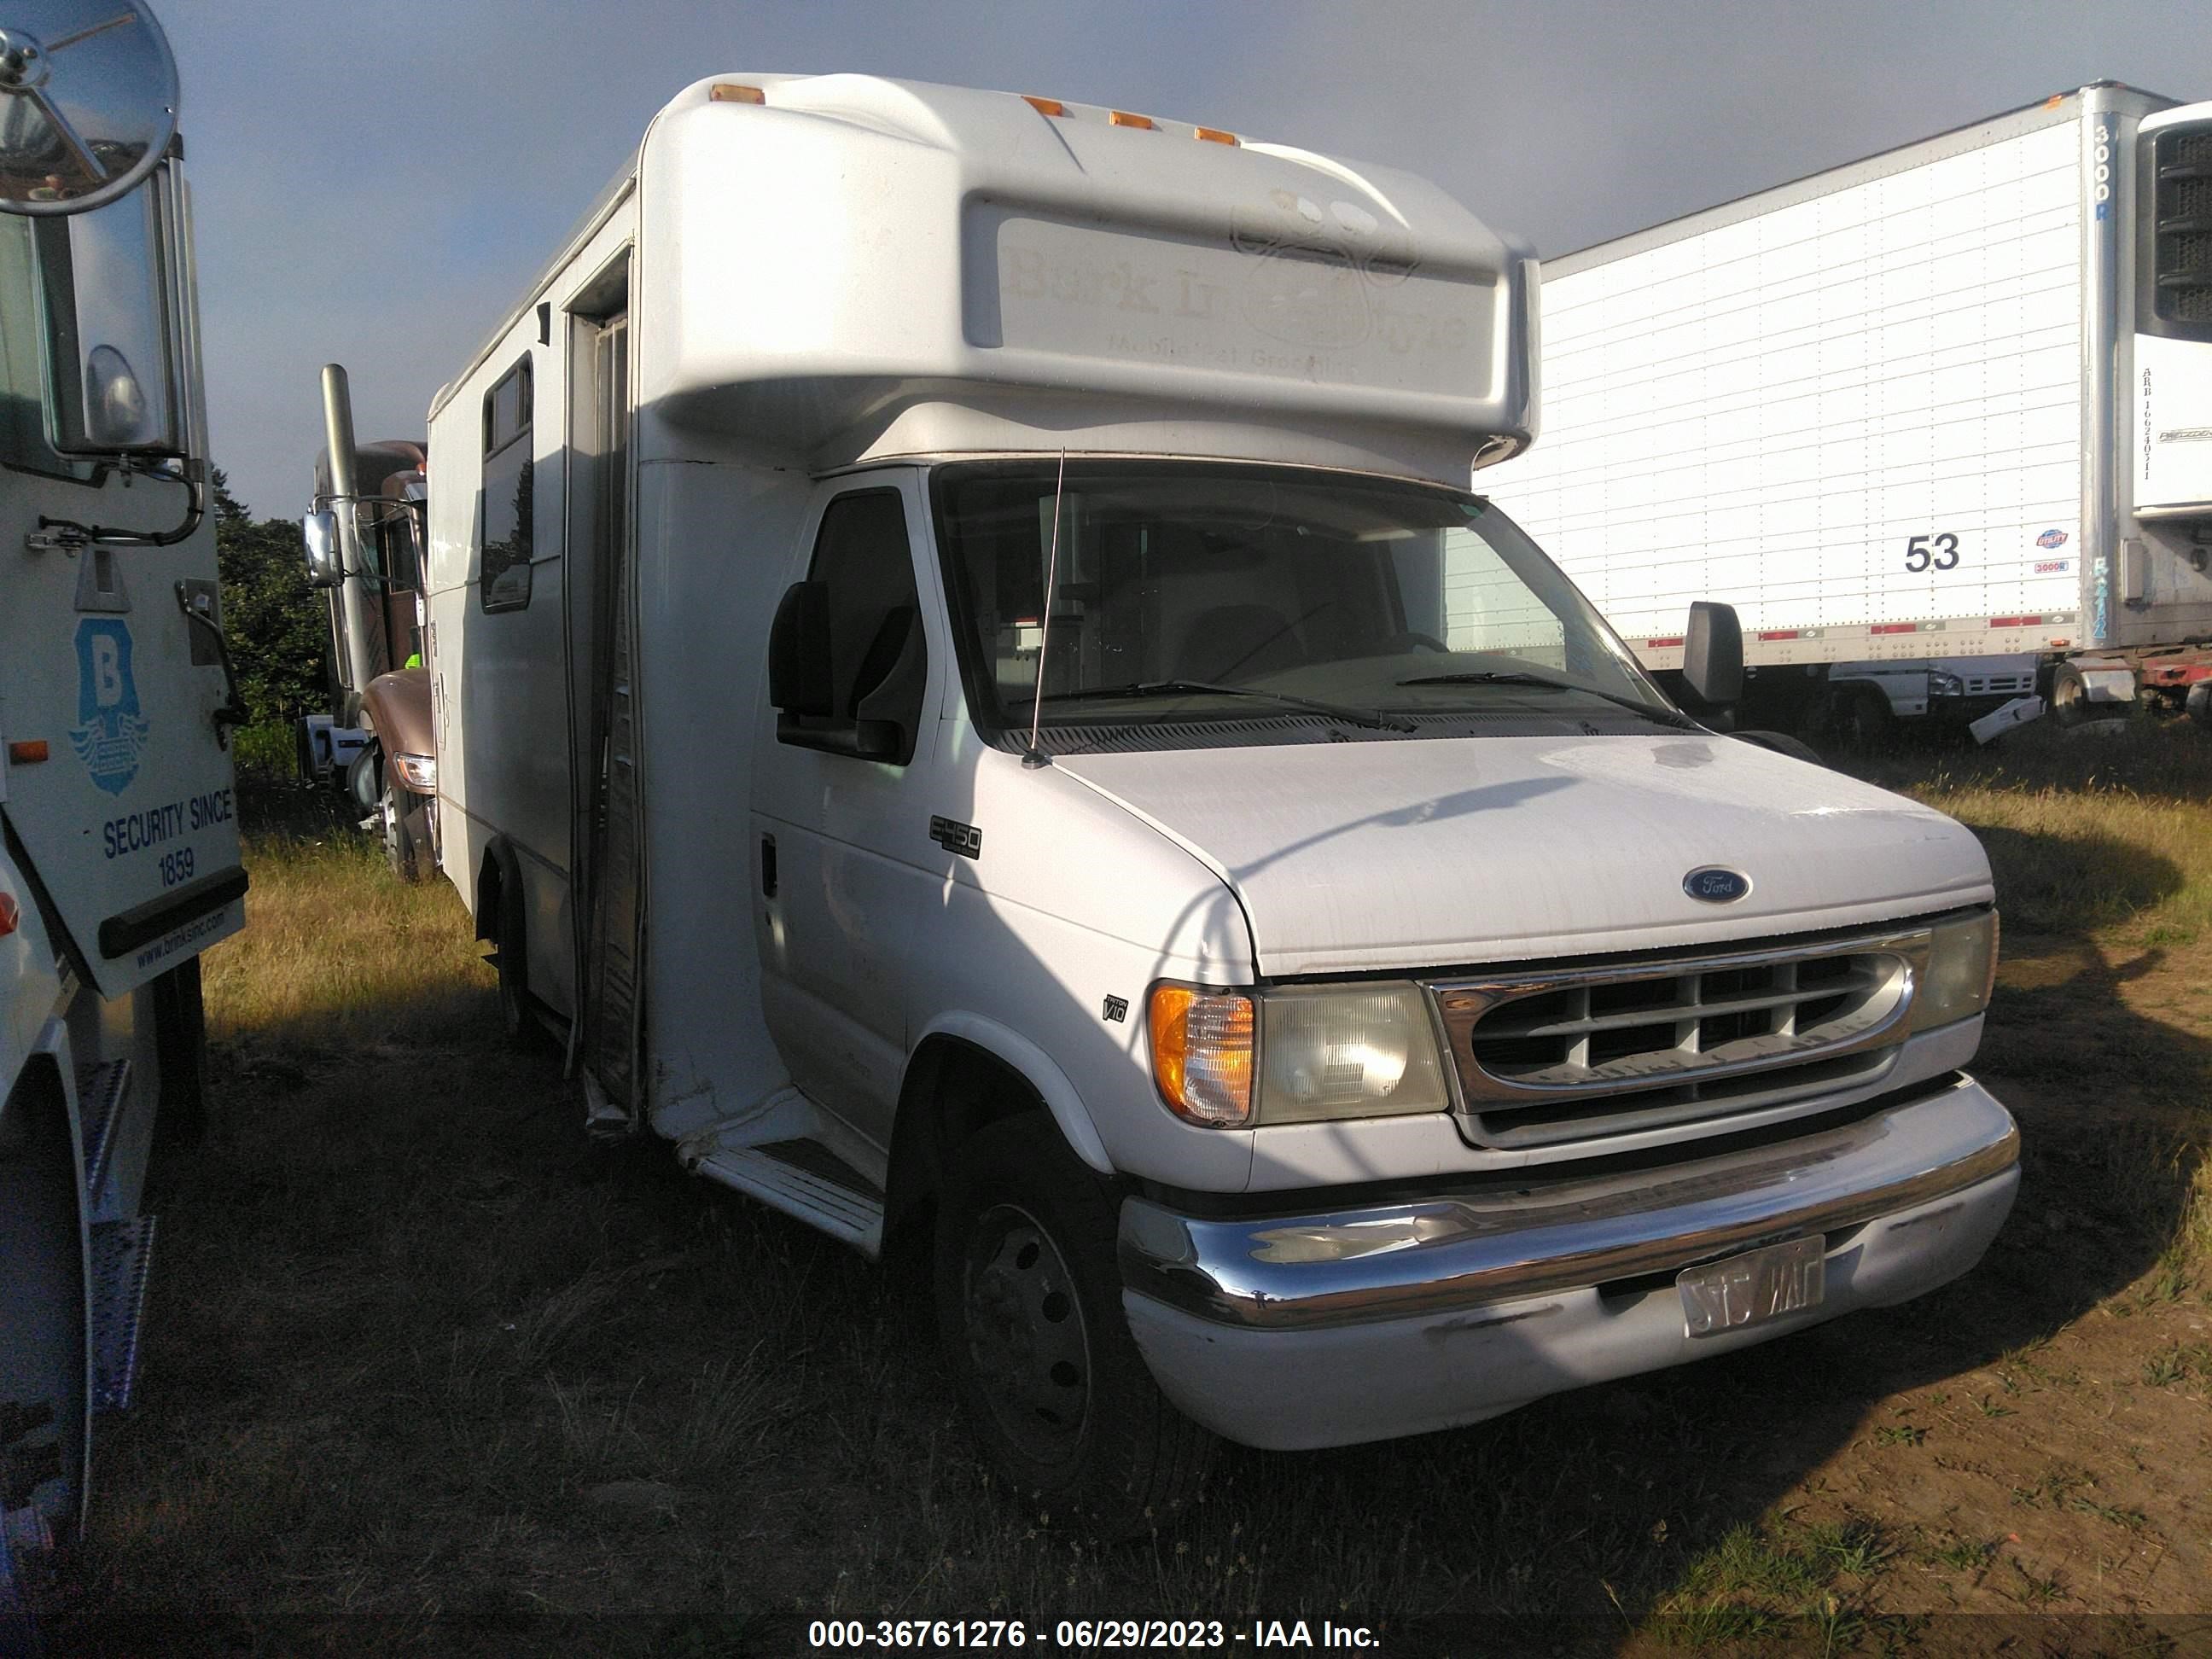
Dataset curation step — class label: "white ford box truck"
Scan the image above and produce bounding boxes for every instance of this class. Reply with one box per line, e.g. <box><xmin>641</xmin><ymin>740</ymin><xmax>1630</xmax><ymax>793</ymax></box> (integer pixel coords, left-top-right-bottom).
<box><xmin>2</xmin><ymin>0</ymin><xmax>244</xmax><ymax>1633</ymax></box>
<box><xmin>1492</xmin><ymin>83</ymin><xmax>2212</xmax><ymax>735</ymax></box>
<box><xmin>317</xmin><ymin>73</ymin><xmax>2019</xmax><ymax>1526</ymax></box>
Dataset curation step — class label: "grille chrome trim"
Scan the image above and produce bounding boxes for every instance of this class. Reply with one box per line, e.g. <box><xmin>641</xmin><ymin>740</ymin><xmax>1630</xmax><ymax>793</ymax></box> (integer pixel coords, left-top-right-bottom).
<box><xmin>1427</xmin><ymin>925</ymin><xmax>1937</xmax><ymax>1148</ymax></box>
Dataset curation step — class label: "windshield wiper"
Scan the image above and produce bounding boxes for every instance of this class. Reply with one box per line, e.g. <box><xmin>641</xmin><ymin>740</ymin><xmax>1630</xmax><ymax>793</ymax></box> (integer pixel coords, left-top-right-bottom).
<box><xmin>1395</xmin><ymin>671</ymin><xmax>1700</xmax><ymax>731</ymax></box>
<box><xmin>1039</xmin><ymin>678</ymin><xmax>1415</xmax><ymax>733</ymax></box>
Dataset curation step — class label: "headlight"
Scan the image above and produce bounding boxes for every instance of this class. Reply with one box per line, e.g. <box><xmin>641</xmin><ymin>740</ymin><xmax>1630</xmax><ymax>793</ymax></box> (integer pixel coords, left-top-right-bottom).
<box><xmin>1906</xmin><ymin>909</ymin><xmax>1999</xmax><ymax>1033</ymax></box>
<box><xmin>1148</xmin><ymin>981</ymin><xmax>1452</xmax><ymax>1128</ymax></box>
<box><xmin>1257</xmin><ymin>983</ymin><xmax>1451</xmax><ymax>1123</ymax></box>
<box><xmin>389</xmin><ymin>751</ymin><xmax>437</xmax><ymax>791</ymax></box>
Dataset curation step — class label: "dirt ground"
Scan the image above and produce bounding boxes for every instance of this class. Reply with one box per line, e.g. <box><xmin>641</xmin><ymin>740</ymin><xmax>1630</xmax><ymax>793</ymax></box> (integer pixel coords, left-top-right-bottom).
<box><xmin>37</xmin><ymin>735</ymin><xmax>2212</xmax><ymax>1657</ymax></box>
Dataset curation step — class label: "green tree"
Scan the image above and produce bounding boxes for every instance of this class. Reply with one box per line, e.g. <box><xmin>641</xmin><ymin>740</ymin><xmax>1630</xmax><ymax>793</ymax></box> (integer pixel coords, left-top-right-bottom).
<box><xmin>212</xmin><ymin>468</ymin><xmax>329</xmax><ymax>729</ymax></box>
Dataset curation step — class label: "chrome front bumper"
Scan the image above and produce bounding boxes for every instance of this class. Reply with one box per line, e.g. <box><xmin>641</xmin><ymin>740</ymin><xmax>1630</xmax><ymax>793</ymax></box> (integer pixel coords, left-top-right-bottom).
<box><xmin>1119</xmin><ymin>1074</ymin><xmax>2019</xmax><ymax>1450</ymax></box>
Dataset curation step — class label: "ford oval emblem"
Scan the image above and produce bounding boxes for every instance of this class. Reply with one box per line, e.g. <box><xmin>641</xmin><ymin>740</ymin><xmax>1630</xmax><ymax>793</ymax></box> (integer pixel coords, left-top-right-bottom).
<box><xmin>1685</xmin><ymin>866</ymin><xmax>1751</xmax><ymax>904</ymax></box>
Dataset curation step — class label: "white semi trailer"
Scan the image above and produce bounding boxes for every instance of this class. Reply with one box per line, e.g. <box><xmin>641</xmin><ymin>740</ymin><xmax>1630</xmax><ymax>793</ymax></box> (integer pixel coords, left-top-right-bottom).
<box><xmin>1</xmin><ymin>0</ymin><xmax>243</xmax><ymax>1634</ymax></box>
<box><xmin>321</xmin><ymin>73</ymin><xmax>2021</xmax><ymax>1527</ymax></box>
<box><xmin>1492</xmin><ymin>83</ymin><xmax>2212</xmax><ymax>735</ymax></box>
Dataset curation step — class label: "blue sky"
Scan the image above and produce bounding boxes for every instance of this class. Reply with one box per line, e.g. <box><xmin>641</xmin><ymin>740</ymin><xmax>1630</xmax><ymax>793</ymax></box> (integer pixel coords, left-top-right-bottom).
<box><xmin>169</xmin><ymin>0</ymin><xmax>2212</xmax><ymax>519</ymax></box>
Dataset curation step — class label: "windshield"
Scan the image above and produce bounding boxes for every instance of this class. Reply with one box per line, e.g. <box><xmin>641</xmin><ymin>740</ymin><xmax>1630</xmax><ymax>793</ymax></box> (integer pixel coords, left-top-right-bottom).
<box><xmin>932</xmin><ymin>461</ymin><xmax>1678</xmax><ymax>748</ymax></box>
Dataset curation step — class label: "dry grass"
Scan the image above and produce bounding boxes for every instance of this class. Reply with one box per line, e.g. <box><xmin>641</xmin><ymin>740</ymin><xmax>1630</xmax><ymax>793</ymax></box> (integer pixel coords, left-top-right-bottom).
<box><xmin>1866</xmin><ymin>718</ymin><xmax>2212</xmax><ymax>939</ymax></box>
<box><xmin>200</xmin><ymin>825</ymin><xmax>489</xmax><ymax>1052</ymax></box>
<box><xmin>42</xmin><ymin>729</ymin><xmax>2212</xmax><ymax>1656</ymax></box>
<box><xmin>1866</xmin><ymin>721</ymin><xmax>2212</xmax><ymax>1305</ymax></box>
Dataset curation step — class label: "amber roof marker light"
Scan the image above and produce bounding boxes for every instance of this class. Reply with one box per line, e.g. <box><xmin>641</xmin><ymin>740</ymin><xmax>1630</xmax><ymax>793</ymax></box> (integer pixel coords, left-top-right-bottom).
<box><xmin>710</xmin><ymin>83</ymin><xmax>765</xmax><ymax>104</ymax></box>
<box><xmin>1022</xmin><ymin>95</ymin><xmax>1066</xmax><ymax>117</ymax></box>
<box><xmin>1193</xmin><ymin>125</ymin><xmax>1239</xmax><ymax>146</ymax></box>
<box><xmin>1108</xmin><ymin>110</ymin><xmax>1156</xmax><ymax>130</ymax></box>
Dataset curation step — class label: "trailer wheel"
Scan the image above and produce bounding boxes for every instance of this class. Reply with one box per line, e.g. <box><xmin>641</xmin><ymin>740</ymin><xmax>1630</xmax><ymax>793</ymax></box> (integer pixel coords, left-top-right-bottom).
<box><xmin>2188</xmin><ymin>681</ymin><xmax>2212</xmax><ymax>731</ymax></box>
<box><xmin>381</xmin><ymin>781</ymin><xmax>422</xmax><ymax>884</ymax></box>
<box><xmin>2049</xmin><ymin>663</ymin><xmax>2089</xmax><ymax>726</ymax></box>
<box><xmin>934</xmin><ymin>1115</ymin><xmax>1213</xmax><ymax>1535</ymax></box>
<box><xmin>1843</xmin><ymin>686</ymin><xmax>1892</xmax><ymax>751</ymax></box>
<box><xmin>1813</xmin><ymin>685</ymin><xmax>1889</xmax><ymax>754</ymax></box>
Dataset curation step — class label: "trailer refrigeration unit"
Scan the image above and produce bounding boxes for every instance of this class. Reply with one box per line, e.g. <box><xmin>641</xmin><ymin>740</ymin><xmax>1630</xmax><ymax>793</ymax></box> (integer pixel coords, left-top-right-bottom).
<box><xmin>1492</xmin><ymin>83</ymin><xmax>2212</xmax><ymax>734</ymax></box>
<box><xmin>319</xmin><ymin>73</ymin><xmax>2021</xmax><ymax>1526</ymax></box>
<box><xmin>1</xmin><ymin>0</ymin><xmax>244</xmax><ymax>1633</ymax></box>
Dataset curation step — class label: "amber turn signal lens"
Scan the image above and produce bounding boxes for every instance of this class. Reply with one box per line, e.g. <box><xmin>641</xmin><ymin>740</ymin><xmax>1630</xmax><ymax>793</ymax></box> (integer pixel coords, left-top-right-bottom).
<box><xmin>1149</xmin><ymin>984</ymin><xmax>1254</xmax><ymax>1128</ymax></box>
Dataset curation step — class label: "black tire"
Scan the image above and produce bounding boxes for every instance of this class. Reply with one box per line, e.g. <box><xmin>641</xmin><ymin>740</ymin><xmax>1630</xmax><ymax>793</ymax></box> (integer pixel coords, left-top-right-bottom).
<box><xmin>934</xmin><ymin>1115</ymin><xmax>1214</xmax><ymax>1534</ymax></box>
<box><xmin>381</xmin><ymin>781</ymin><xmax>423</xmax><ymax>884</ymax></box>
<box><xmin>2050</xmin><ymin>662</ymin><xmax>2088</xmax><ymax>727</ymax></box>
<box><xmin>2049</xmin><ymin>662</ymin><xmax>2133</xmax><ymax>727</ymax></box>
<box><xmin>1815</xmin><ymin>684</ymin><xmax>1892</xmax><ymax>754</ymax></box>
<box><xmin>2188</xmin><ymin>679</ymin><xmax>2212</xmax><ymax>731</ymax></box>
<box><xmin>345</xmin><ymin>744</ymin><xmax>381</xmax><ymax>816</ymax></box>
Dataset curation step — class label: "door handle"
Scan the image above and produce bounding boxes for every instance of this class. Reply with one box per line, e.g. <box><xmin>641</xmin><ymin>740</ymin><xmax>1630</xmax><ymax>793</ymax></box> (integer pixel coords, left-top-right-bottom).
<box><xmin>760</xmin><ymin>834</ymin><xmax>777</xmax><ymax>899</ymax></box>
<box><xmin>174</xmin><ymin>581</ymin><xmax>249</xmax><ymax>748</ymax></box>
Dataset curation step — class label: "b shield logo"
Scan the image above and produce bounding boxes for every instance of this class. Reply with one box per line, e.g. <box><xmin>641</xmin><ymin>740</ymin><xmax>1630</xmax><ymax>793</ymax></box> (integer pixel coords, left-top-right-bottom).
<box><xmin>70</xmin><ymin>618</ymin><xmax>150</xmax><ymax>796</ymax></box>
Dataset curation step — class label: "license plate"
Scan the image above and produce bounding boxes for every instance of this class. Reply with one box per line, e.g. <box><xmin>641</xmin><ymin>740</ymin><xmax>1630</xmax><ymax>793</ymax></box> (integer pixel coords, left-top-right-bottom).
<box><xmin>1677</xmin><ymin>1235</ymin><xmax>1825</xmax><ymax>1338</ymax></box>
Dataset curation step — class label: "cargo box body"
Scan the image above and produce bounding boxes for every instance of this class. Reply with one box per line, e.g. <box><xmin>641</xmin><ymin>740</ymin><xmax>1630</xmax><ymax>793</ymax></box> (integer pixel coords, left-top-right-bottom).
<box><xmin>1492</xmin><ymin>84</ymin><xmax>2212</xmax><ymax>676</ymax></box>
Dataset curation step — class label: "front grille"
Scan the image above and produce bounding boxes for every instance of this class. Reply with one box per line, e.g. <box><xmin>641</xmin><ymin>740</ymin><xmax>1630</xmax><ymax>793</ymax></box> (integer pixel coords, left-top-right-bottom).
<box><xmin>2152</xmin><ymin>127</ymin><xmax>2212</xmax><ymax>329</ymax></box>
<box><xmin>1429</xmin><ymin>927</ymin><xmax>1932</xmax><ymax>1151</ymax></box>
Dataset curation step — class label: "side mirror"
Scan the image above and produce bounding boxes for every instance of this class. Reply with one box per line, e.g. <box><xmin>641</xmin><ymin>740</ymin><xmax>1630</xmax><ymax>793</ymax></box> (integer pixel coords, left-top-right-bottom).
<box><xmin>768</xmin><ymin>580</ymin><xmax>835</xmax><ymax>716</ymax></box>
<box><xmin>301</xmin><ymin>510</ymin><xmax>342</xmax><ymax>589</ymax></box>
<box><xmin>37</xmin><ymin>176</ymin><xmax>190</xmax><ymax>457</ymax></box>
<box><xmin>853</xmin><ymin>608</ymin><xmax>926</xmax><ymax>765</ymax></box>
<box><xmin>1682</xmin><ymin>600</ymin><xmax>1743</xmax><ymax>707</ymax></box>
<box><xmin>0</xmin><ymin>1</ymin><xmax>181</xmax><ymax>218</ymax></box>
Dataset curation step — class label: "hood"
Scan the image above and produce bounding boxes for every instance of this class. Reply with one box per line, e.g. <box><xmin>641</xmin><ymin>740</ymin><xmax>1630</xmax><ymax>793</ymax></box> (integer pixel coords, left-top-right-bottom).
<box><xmin>1057</xmin><ymin>734</ymin><xmax>1992</xmax><ymax>977</ymax></box>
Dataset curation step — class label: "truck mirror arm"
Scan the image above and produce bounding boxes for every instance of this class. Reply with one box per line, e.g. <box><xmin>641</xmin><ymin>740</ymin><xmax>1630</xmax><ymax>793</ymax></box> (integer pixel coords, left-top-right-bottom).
<box><xmin>311</xmin><ymin>492</ymin><xmax>426</xmax><ymax>590</ymax></box>
<box><xmin>31</xmin><ymin>457</ymin><xmax>205</xmax><ymax>550</ymax></box>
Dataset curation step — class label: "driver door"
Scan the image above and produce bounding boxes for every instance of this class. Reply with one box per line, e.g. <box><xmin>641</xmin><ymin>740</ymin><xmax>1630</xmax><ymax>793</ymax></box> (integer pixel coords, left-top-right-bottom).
<box><xmin>752</xmin><ymin>472</ymin><xmax>950</xmax><ymax>1152</ymax></box>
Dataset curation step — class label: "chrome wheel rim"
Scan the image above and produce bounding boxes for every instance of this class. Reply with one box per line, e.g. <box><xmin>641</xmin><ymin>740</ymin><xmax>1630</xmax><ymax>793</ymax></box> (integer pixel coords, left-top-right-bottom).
<box><xmin>962</xmin><ymin>1202</ymin><xmax>1090</xmax><ymax>1464</ymax></box>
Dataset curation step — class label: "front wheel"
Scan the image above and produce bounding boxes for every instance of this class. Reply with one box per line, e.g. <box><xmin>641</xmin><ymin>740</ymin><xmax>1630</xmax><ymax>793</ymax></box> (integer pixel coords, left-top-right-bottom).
<box><xmin>344</xmin><ymin>744</ymin><xmax>381</xmax><ymax>818</ymax></box>
<box><xmin>934</xmin><ymin>1115</ymin><xmax>1214</xmax><ymax>1534</ymax></box>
